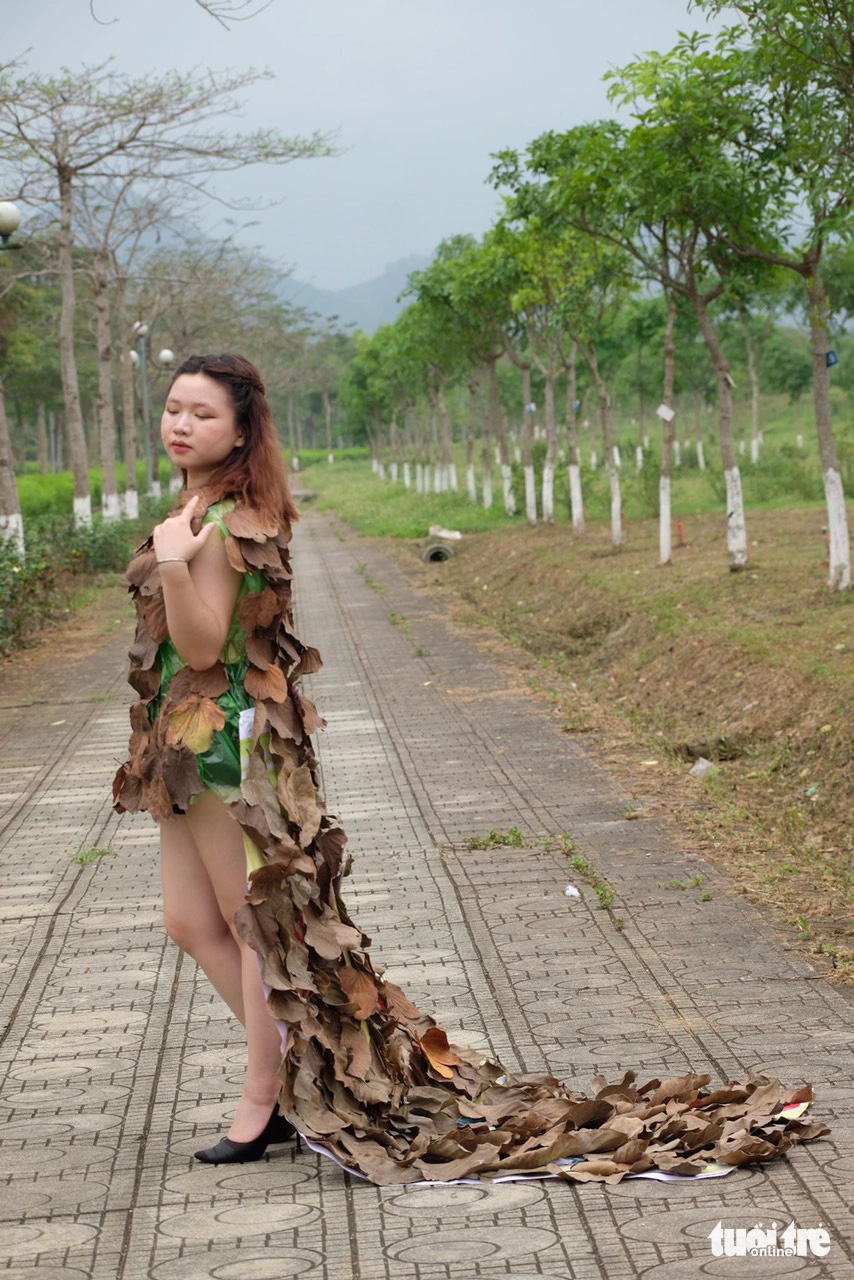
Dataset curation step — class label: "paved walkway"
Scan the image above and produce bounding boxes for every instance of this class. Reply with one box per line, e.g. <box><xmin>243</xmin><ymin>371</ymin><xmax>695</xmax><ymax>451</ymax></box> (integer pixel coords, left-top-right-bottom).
<box><xmin>0</xmin><ymin>508</ymin><xmax>852</xmax><ymax>1280</ymax></box>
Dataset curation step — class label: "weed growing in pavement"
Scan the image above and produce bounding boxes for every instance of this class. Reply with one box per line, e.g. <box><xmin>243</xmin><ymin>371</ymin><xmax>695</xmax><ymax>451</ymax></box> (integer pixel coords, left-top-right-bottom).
<box><xmin>568</xmin><ymin>852</ymin><xmax>620</xmax><ymax>918</ymax></box>
<box><xmin>355</xmin><ymin>563</ymin><xmax>385</xmax><ymax>594</ymax></box>
<box><xmin>73</xmin><ymin>846</ymin><xmax>115</xmax><ymax>865</ymax></box>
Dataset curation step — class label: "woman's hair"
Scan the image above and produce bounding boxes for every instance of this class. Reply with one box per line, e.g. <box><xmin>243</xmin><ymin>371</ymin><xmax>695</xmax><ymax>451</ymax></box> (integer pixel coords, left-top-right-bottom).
<box><xmin>167</xmin><ymin>353</ymin><xmax>300</xmax><ymax>529</ymax></box>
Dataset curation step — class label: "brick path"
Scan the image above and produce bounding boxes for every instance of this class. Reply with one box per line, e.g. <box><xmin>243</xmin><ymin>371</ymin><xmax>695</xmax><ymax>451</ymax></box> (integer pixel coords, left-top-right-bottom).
<box><xmin>0</xmin><ymin>508</ymin><xmax>852</xmax><ymax>1280</ymax></box>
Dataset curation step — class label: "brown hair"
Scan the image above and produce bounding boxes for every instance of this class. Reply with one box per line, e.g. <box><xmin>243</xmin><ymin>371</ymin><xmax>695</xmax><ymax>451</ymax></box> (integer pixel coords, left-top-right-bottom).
<box><xmin>167</xmin><ymin>353</ymin><xmax>300</xmax><ymax>529</ymax></box>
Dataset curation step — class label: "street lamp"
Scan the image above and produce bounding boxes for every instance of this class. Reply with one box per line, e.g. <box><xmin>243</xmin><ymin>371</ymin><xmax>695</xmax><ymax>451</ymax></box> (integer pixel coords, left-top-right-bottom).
<box><xmin>0</xmin><ymin>202</ymin><xmax>21</xmax><ymax>250</ymax></box>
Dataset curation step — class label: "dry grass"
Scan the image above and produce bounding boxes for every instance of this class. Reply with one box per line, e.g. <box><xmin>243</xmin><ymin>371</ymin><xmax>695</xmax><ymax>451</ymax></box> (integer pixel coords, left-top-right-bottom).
<box><xmin>385</xmin><ymin>505</ymin><xmax>853</xmax><ymax>980</ymax></box>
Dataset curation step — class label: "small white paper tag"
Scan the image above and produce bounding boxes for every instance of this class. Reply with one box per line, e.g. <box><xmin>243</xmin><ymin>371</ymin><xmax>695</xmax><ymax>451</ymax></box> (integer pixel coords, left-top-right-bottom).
<box><xmin>656</xmin><ymin>403</ymin><xmax>675</xmax><ymax>422</ymax></box>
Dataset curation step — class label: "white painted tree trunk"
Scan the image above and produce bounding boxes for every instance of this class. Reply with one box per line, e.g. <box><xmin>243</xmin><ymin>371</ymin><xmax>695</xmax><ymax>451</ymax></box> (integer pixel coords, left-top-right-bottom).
<box><xmin>378</xmin><ymin>461</ymin><xmax>386</xmax><ymax>479</ymax></box>
<box><xmin>73</xmin><ymin>494</ymin><xmax>93</xmax><ymax>527</ymax></box>
<box><xmin>390</xmin><ymin>461</ymin><xmax>398</xmax><ymax>483</ymax></box>
<box><xmin>660</xmin><ymin>474</ymin><xmax>671</xmax><ymax>565</ymax></box>
<box><xmin>494</xmin><ymin>445</ymin><xmax>500</xmax><ymax>466</ymax></box>
<box><xmin>501</xmin><ymin>463</ymin><xmax>514</xmax><ymax>516</ymax></box>
<box><xmin>327</xmin><ymin>452</ymin><xmax>334</xmax><ymax>464</ymax></box>
<box><xmin>433</xmin><ymin>462</ymin><xmax>443</xmax><ymax>491</ymax></box>
<box><xmin>824</xmin><ymin>467</ymin><xmax>851</xmax><ymax>590</ymax></box>
<box><xmin>102</xmin><ymin>491</ymin><xmax>122</xmax><ymax>519</ymax></box>
<box><xmin>796</xmin><ymin>434</ymin><xmax>804</xmax><ymax>449</ymax></box>
<box><xmin>569</xmin><ymin>464</ymin><xmax>584</xmax><ymax>531</ymax></box>
<box><xmin>635</xmin><ymin>445</ymin><xmax>643</xmax><ymax>472</ymax></box>
<box><xmin>0</xmin><ymin>511</ymin><xmax>24</xmax><ymax>558</ymax></box>
<box><xmin>403</xmin><ymin>461</ymin><xmax>411</xmax><ymax>488</ymax></box>
<box><xmin>750</xmin><ymin>435</ymin><xmax>760</xmax><ymax>465</ymax></box>
<box><xmin>169</xmin><ymin>470</ymin><xmax>183</xmax><ymax>495</ymax></box>
<box><xmin>609</xmin><ymin>467</ymin><xmax>622</xmax><ymax>547</ymax></box>
<box><xmin>613</xmin><ymin>444</ymin><xmax>622</xmax><ymax>469</ymax></box>
<box><xmin>590</xmin><ymin>449</ymin><xmax>597</xmax><ymax>470</ymax></box>
<box><xmin>696</xmin><ymin>440</ymin><xmax>706</xmax><ymax>471</ymax></box>
<box><xmin>123</xmin><ymin>488</ymin><xmax>139</xmax><ymax>520</ymax></box>
<box><xmin>674</xmin><ymin>439</ymin><xmax>681</xmax><ymax>467</ymax></box>
<box><xmin>449</xmin><ymin>462</ymin><xmax>458</xmax><ymax>491</ymax></box>
<box><xmin>542</xmin><ymin>463</ymin><xmax>554</xmax><ymax>522</ymax></box>
<box><xmin>724</xmin><ymin>467</ymin><xmax>748</xmax><ymax>568</ymax></box>
<box><xmin>524</xmin><ymin>465</ymin><xmax>537</xmax><ymax>524</ymax></box>
<box><xmin>481</xmin><ymin>465</ymin><xmax>493</xmax><ymax>509</ymax></box>
<box><xmin>0</xmin><ymin>376</ymin><xmax>25</xmax><ymax>557</ymax></box>
<box><xmin>466</xmin><ymin>462</ymin><xmax>476</xmax><ymax>503</ymax></box>
<box><xmin>371</xmin><ymin>457</ymin><xmax>379</xmax><ymax>474</ymax></box>
<box><xmin>415</xmin><ymin>462</ymin><xmax>423</xmax><ymax>493</ymax></box>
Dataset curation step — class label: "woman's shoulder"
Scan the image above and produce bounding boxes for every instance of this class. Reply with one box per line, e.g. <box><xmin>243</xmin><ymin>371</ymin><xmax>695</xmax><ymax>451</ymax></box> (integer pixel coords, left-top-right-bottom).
<box><xmin>201</xmin><ymin>497</ymin><xmax>237</xmax><ymax>536</ymax></box>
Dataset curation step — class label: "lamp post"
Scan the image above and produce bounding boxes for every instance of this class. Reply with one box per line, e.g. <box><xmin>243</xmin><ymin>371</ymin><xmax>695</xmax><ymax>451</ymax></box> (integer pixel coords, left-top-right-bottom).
<box><xmin>132</xmin><ymin>321</ymin><xmax>160</xmax><ymax>496</ymax></box>
<box><xmin>157</xmin><ymin>349</ymin><xmax>183</xmax><ymax>494</ymax></box>
<box><xmin>0</xmin><ymin>202</ymin><xmax>22</xmax><ymax>251</ymax></box>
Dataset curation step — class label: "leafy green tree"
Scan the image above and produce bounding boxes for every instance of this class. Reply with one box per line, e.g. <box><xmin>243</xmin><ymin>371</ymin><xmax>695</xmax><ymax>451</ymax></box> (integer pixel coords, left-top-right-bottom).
<box><xmin>691</xmin><ymin>2</ymin><xmax>853</xmax><ymax>587</ymax></box>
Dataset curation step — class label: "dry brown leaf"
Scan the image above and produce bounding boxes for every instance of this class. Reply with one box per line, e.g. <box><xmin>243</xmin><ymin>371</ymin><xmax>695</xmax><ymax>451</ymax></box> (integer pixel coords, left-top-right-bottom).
<box><xmin>339</xmin><ymin>965</ymin><xmax>378</xmax><ymax>1019</ymax></box>
<box><xmin>417</xmin><ymin>1028</ymin><xmax>464</xmax><ymax>1080</ymax></box>
<box><xmin>166</xmin><ymin>695</ymin><xmax>226</xmax><ymax>754</ymax></box>
<box><xmin>223</xmin><ymin>505</ymin><xmax>280</xmax><ymax>541</ymax></box>
<box><xmin>224</xmin><ymin>535</ymin><xmax>248</xmax><ymax>573</ymax></box>
<box><xmin>245</xmin><ymin>664</ymin><xmax>288</xmax><ymax>703</ymax></box>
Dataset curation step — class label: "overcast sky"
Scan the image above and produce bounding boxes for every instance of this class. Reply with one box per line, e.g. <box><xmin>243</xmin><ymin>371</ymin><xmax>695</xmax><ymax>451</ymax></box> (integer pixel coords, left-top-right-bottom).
<box><xmin>7</xmin><ymin>0</ymin><xmax>721</xmax><ymax>291</ymax></box>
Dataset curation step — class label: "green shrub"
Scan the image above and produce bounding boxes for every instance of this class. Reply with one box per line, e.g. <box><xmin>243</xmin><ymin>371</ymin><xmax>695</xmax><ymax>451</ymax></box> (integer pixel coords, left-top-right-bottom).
<box><xmin>0</xmin><ymin>495</ymin><xmax>173</xmax><ymax>656</ymax></box>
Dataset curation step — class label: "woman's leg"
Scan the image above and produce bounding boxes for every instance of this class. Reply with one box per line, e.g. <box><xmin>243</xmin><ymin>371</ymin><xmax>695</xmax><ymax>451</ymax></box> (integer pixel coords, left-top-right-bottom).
<box><xmin>184</xmin><ymin>788</ymin><xmax>284</xmax><ymax>1143</ymax></box>
<box><xmin>160</xmin><ymin>812</ymin><xmax>246</xmax><ymax>1025</ymax></box>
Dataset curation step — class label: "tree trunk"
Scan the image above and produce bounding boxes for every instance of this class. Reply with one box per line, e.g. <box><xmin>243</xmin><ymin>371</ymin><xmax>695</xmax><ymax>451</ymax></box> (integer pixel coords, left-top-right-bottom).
<box><xmin>436</xmin><ymin>379</ymin><xmax>456</xmax><ymax>491</ymax></box>
<box><xmin>693</xmin><ymin>294</ymin><xmax>747</xmax><ymax>570</ymax></box>
<box><xmin>322</xmin><ymin>388</ymin><xmax>333</xmax><ymax>455</ymax></box>
<box><xmin>488</xmin><ymin>358</ymin><xmax>515</xmax><ymax>515</ymax></box>
<box><xmin>58</xmin><ymin>167</ymin><xmax>91</xmax><ymax>527</ymax></box>
<box><xmin>581</xmin><ymin>340</ymin><xmax>621</xmax><ymax>548</ymax></box>
<box><xmin>563</xmin><ymin>339</ymin><xmax>583</xmax><ymax>531</ymax></box>
<box><xmin>743</xmin><ymin>318</ymin><xmax>761</xmax><ymax>466</ymax></box>
<box><xmin>521</xmin><ymin>364</ymin><xmax>536</xmax><ymax>524</ymax></box>
<box><xmin>114</xmin><ymin>275</ymin><xmax>139</xmax><ymax>517</ymax></box>
<box><xmin>37</xmin><ymin>403</ymin><xmax>49</xmax><ymax>475</ymax></box>
<box><xmin>659</xmin><ymin>293</ymin><xmax>677</xmax><ymax>565</ymax></box>
<box><xmin>389</xmin><ymin>411</ymin><xmax>401</xmax><ymax>483</ymax></box>
<box><xmin>0</xmin><ymin>376</ymin><xmax>24</xmax><ymax>556</ymax></box>
<box><xmin>93</xmin><ymin>250</ymin><xmax>120</xmax><ymax>520</ymax></box>
<box><xmin>480</xmin><ymin>372</ymin><xmax>493</xmax><ymax>509</ymax></box>
<box><xmin>541</xmin><ymin>364</ymin><xmax>557</xmax><ymax>523</ymax></box>
<box><xmin>465</xmin><ymin>379</ymin><xmax>478</xmax><ymax>502</ymax></box>
<box><xmin>805</xmin><ymin>271</ymin><xmax>851</xmax><ymax>589</ymax></box>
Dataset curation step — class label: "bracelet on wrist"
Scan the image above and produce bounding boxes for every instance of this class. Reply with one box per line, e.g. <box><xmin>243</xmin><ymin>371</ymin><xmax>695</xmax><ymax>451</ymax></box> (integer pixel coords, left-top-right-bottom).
<box><xmin>157</xmin><ymin>556</ymin><xmax>188</xmax><ymax>564</ymax></box>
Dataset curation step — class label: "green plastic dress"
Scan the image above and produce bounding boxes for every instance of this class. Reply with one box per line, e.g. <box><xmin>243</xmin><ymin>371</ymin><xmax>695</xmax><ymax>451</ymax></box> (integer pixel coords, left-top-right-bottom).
<box><xmin>145</xmin><ymin>499</ymin><xmax>265</xmax><ymax>807</ymax></box>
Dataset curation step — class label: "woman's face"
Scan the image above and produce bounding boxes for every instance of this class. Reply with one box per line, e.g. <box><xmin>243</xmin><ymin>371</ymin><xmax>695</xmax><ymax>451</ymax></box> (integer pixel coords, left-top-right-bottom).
<box><xmin>161</xmin><ymin>372</ymin><xmax>244</xmax><ymax>484</ymax></box>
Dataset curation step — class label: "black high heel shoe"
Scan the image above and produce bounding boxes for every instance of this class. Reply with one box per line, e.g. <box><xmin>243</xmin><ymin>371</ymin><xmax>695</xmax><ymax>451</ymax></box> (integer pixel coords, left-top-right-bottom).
<box><xmin>268</xmin><ymin>1102</ymin><xmax>301</xmax><ymax>1147</ymax></box>
<box><xmin>194</xmin><ymin>1102</ymin><xmax>302</xmax><ymax>1165</ymax></box>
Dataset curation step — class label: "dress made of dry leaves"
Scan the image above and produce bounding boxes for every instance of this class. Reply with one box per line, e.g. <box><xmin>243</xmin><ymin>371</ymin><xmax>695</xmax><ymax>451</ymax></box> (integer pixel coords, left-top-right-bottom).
<box><xmin>114</xmin><ymin>496</ymin><xmax>828</xmax><ymax>1186</ymax></box>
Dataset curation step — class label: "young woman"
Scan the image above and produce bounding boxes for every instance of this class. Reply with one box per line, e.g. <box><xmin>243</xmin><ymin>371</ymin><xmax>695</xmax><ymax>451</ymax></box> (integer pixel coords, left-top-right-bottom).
<box><xmin>115</xmin><ymin>353</ymin><xmax>825</xmax><ymax>1183</ymax></box>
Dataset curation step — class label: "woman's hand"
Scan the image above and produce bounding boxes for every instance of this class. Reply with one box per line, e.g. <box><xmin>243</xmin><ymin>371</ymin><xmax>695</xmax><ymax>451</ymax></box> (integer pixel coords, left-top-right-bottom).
<box><xmin>153</xmin><ymin>494</ymin><xmax>216</xmax><ymax>564</ymax></box>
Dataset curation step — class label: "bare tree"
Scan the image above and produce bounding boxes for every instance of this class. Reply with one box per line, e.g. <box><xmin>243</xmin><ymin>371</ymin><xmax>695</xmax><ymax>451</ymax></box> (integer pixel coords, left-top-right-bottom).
<box><xmin>0</xmin><ymin>60</ymin><xmax>333</xmax><ymax>526</ymax></box>
<box><xmin>76</xmin><ymin>178</ymin><xmax>195</xmax><ymax>518</ymax></box>
<box><xmin>89</xmin><ymin>1</ymin><xmax>275</xmax><ymax>27</ymax></box>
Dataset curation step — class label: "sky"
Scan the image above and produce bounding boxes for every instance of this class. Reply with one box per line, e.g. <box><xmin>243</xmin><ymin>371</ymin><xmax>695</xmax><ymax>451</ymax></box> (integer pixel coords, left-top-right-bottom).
<box><xmin>5</xmin><ymin>0</ymin><xmax>722</xmax><ymax>291</ymax></box>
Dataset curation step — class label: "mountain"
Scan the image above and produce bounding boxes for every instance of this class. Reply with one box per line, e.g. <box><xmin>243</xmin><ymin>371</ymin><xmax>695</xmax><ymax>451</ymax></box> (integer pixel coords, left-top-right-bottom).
<box><xmin>278</xmin><ymin>253</ymin><xmax>432</xmax><ymax>334</ymax></box>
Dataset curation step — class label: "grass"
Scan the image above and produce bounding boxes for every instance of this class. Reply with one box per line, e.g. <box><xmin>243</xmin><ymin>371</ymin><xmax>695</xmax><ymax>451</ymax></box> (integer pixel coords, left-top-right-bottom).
<box><xmin>72</xmin><ymin>846</ymin><xmax>115</xmax><ymax>866</ymax></box>
<box><xmin>311</xmin><ymin>430</ymin><xmax>852</xmax><ymax>976</ymax></box>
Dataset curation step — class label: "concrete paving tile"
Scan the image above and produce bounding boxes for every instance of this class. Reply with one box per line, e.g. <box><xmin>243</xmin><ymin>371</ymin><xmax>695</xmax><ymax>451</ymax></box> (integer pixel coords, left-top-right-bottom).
<box><xmin>0</xmin><ymin>509</ymin><xmax>851</xmax><ymax>1280</ymax></box>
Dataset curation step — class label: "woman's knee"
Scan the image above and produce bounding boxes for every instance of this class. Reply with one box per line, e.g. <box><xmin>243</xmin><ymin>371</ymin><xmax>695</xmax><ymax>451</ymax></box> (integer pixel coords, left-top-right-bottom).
<box><xmin>162</xmin><ymin>907</ymin><xmax>232</xmax><ymax>956</ymax></box>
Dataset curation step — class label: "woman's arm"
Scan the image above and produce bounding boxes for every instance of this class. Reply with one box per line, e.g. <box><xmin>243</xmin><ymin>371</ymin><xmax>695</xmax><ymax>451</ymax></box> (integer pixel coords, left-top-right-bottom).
<box><xmin>154</xmin><ymin>496</ymin><xmax>243</xmax><ymax>670</ymax></box>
